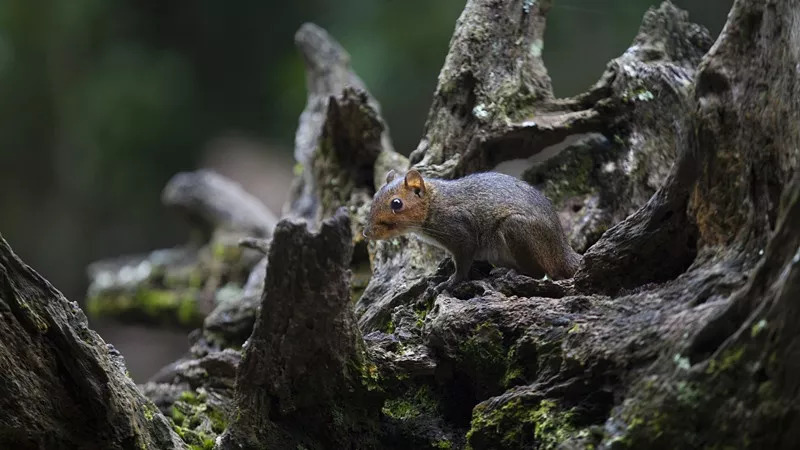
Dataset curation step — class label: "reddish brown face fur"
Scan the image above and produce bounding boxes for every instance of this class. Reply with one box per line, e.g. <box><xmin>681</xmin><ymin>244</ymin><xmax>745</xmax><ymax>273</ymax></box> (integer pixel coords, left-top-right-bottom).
<box><xmin>364</xmin><ymin>170</ymin><xmax>430</xmax><ymax>240</ymax></box>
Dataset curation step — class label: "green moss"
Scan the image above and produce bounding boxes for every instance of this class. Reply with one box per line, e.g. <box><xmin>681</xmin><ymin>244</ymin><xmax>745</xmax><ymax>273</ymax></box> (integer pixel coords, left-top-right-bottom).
<box><xmin>188</xmin><ymin>270</ymin><xmax>205</xmax><ymax>289</ymax></box>
<box><xmin>524</xmin><ymin>148</ymin><xmax>595</xmax><ymax>207</ymax></box>
<box><xmin>414</xmin><ymin>310</ymin><xmax>426</xmax><ymax>328</ymax></box>
<box><xmin>311</xmin><ymin>128</ymin><xmax>363</xmax><ymax>219</ymax></box>
<box><xmin>504</xmin><ymin>331</ymin><xmax>569</xmax><ymax>390</ymax></box>
<box><xmin>206</xmin><ymin>408</ymin><xmax>227</xmax><ymax>434</ymax></box>
<box><xmin>200</xmin><ymin>437</ymin><xmax>216</xmax><ymax>450</ymax></box>
<box><xmin>606</xmin><ymin>328</ymin><xmax>794</xmax><ymax>450</ymax></box>
<box><xmin>413</xmin><ymin>294</ymin><xmax>435</xmax><ymax>328</ymax></box>
<box><xmin>87</xmin><ymin>287</ymin><xmax>203</xmax><ymax>327</ymax></box>
<box><xmin>606</xmin><ymin>374</ymin><xmax>714</xmax><ymax>449</ymax></box>
<box><xmin>382</xmin><ymin>399</ymin><xmax>420</xmax><ymax>420</ymax></box>
<box><xmin>460</xmin><ymin>322</ymin><xmax>507</xmax><ymax>388</ymax></box>
<box><xmin>177</xmin><ymin>296</ymin><xmax>201</xmax><ymax>326</ymax></box>
<box><xmin>210</xmin><ymin>241</ymin><xmax>243</xmax><ymax>265</ymax></box>
<box><xmin>493</xmin><ymin>78</ymin><xmax>542</xmax><ymax>122</ymax></box>
<box><xmin>171</xmin><ymin>406</ymin><xmax>186</xmax><ymax>426</ymax></box>
<box><xmin>211</xmin><ymin>242</ymin><xmax>227</xmax><ymax>261</ymax></box>
<box><xmin>622</xmin><ymin>86</ymin><xmax>654</xmax><ymax>103</ymax></box>
<box><xmin>169</xmin><ymin>390</ymin><xmax>227</xmax><ymax>449</ymax></box>
<box><xmin>530</xmin><ymin>400</ymin><xmax>576</xmax><ymax>447</ymax></box>
<box><xmin>381</xmin><ymin>385</ymin><xmax>438</xmax><ymax>421</ymax></box>
<box><xmin>16</xmin><ymin>301</ymin><xmax>49</xmax><ymax>333</ymax></box>
<box><xmin>616</xmin><ymin>410</ymin><xmax>672</xmax><ymax>446</ymax></box>
<box><xmin>674</xmin><ymin>381</ymin><xmax>704</xmax><ymax>408</ymax></box>
<box><xmin>226</xmin><ymin>245</ymin><xmax>243</xmax><ymax>265</ymax></box>
<box><xmin>502</xmin><ymin>367</ymin><xmax>524</xmax><ymax>388</ymax></box>
<box><xmin>350</xmin><ymin>285</ymin><xmax>366</xmax><ymax>304</ymax></box>
<box><xmin>432</xmin><ymin>439</ymin><xmax>453</xmax><ymax>449</ymax></box>
<box><xmin>385</xmin><ymin>320</ymin><xmax>396</xmax><ymax>334</ymax></box>
<box><xmin>757</xmin><ymin>381</ymin><xmax>774</xmax><ymax>399</ymax></box>
<box><xmin>750</xmin><ymin>319</ymin><xmax>768</xmax><ymax>337</ymax></box>
<box><xmin>179</xmin><ymin>390</ymin><xmax>199</xmax><ymax>404</ymax></box>
<box><xmin>182</xmin><ymin>430</ymin><xmax>215</xmax><ymax>450</ymax></box>
<box><xmin>705</xmin><ymin>346</ymin><xmax>745</xmax><ymax>375</ymax></box>
<box><xmin>138</xmin><ymin>289</ymin><xmax>188</xmax><ymax>317</ymax></box>
<box><xmin>438</xmin><ymin>77</ymin><xmax>458</xmax><ymax>97</ymax></box>
<box><xmin>143</xmin><ymin>403</ymin><xmax>156</xmax><ymax>421</ymax></box>
<box><xmin>356</xmin><ymin>358</ymin><xmax>383</xmax><ymax>393</ymax></box>
<box><xmin>467</xmin><ymin>398</ymin><xmax>575</xmax><ymax>449</ymax></box>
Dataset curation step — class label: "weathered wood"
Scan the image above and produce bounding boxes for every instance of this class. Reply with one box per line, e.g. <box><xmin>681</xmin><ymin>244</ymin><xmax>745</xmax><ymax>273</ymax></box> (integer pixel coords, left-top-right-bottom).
<box><xmin>359</xmin><ymin>2</ymin><xmax>713</xmax><ymax>339</ymax></box>
<box><xmin>577</xmin><ymin>0</ymin><xmax>798</xmax><ymax>294</ymax></box>
<box><xmin>219</xmin><ymin>208</ymin><xmax>383</xmax><ymax>449</ymax></box>
<box><xmin>285</xmin><ymin>23</ymin><xmax>400</xmax><ymax>224</ymax></box>
<box><xmin>0</xmin><ymin>235</ymin><xmax>185</xmax><ymax>450</ymax></box>
<box><xmin>3</xmin><ymin>0</ymin><xmax>799</xmax><ymax>448</ymax></box>
<box><xmin>162</xmin><ymin>169</ymin><xmax>278</xmax><ymax>239</ymax></box>
<box><xmin>409</xmin><ymin>0</ymin><xmax>555</xmax><ymax>175</ymax></box>
<box><xmin>86</xmin><ymin>170</ymin><xmax>271</xmax><ymax>329</ymax></box>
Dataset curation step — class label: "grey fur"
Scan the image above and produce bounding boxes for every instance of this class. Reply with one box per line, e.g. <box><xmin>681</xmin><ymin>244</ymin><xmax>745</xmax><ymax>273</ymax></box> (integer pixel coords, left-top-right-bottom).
<box><xmin>415</xmin><ymin>172</ymin><xmax>580</xmax><ymax>283</ymax></box>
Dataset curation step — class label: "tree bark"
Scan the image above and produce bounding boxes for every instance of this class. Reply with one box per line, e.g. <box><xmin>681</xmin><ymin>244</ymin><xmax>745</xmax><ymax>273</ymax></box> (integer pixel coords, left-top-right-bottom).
<box><xmin>85</xmin><ymin>170</ymin><xmax>269</xmax><ymax>329</ymax></box>
<box><xmin>0</xmin><ymin>236</ymin><xmax>186</xmax><ymax>449</ymax></box>
<box><xmin>219</xmin><ymin>208</ymin><xmax>383</xmax><ymax>450</ymax></box>
<box><xmin>1</xmin><ymin>0</ymin><xmax>798</xmax><ymax>449</ymax></box>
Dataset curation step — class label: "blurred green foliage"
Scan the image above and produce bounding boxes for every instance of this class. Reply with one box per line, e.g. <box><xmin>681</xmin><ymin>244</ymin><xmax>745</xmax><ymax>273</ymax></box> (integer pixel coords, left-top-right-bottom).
<box><xmin>0</xmin><ymin>0</ymin><xmax>730</xmax><ymax>300</ymax></box>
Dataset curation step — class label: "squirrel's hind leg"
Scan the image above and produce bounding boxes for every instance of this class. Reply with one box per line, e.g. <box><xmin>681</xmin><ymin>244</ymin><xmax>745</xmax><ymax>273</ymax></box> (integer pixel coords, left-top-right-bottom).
<box><xmin>501</xmin><ymin>215</ymin><xmax>565</xmax><ymax>280</ymax></box>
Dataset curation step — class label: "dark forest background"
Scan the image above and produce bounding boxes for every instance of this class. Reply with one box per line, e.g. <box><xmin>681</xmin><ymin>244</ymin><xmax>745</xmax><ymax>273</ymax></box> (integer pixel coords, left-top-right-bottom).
<box><xmin>0</xmin><ymin>0</ymin><xmax>731</xmax><ymax>381</ymax></box>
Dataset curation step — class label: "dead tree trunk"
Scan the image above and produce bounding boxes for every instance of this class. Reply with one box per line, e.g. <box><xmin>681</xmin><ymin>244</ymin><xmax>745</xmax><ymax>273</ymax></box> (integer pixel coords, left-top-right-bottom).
<box><xmin>0</xmin><ymin>236</ymin><xmax>186</xmax><ymax>449</ymax></box>
<box><xmin>0</xmin><ymin>0</ymin><xmax>798</xmax><ymax>449</ymax></box>
<box><xmin>219</xmin><ymin>209</ymin><xmax>383</xmax><ymax>449</ymax></box>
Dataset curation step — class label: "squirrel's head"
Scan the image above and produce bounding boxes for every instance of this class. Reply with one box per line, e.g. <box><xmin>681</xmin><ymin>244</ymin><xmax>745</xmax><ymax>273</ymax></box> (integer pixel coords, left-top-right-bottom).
<box><xmin>364</xmin><ymin>169</ymin><xmax>429</xmax><ymax>240</ymax></box>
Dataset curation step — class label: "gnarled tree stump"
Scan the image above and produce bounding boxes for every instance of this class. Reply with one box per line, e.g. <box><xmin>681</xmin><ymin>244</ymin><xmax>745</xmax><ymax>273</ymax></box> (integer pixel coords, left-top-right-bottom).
<box><xmin>1</xmin><ymin>0</ymin><xmax>798</xmax><ymax>449</ymax></box>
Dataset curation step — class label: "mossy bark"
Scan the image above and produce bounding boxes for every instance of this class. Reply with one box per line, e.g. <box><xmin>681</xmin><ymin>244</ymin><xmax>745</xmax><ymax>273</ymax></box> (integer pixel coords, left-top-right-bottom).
<box><xmin>0</xmin><ymin>236</ymin><xmax>186</xmax><ymax>449</ymax></box>
<box><xmin>85</xmin><ymin>170</ymin><xmax>271</xmax><ymax>329</ymax></box>
<box><xmin>1</xmin><ymin>0</ymin><xmax>799</xmax><ymax>449</ymax></box>
<box><xmin>219</xmin><ymin>209</ymin><xmax>383</xmax><ymax>450</ymax></box>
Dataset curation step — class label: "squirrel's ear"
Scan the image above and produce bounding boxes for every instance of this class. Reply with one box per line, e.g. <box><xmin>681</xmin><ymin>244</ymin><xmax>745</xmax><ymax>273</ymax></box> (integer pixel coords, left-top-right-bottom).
<box><xmin>385</xmin><ymin>170</ymin><xmax>398</xmax><ymax>184</ymax></box>
<box><xmin>404</xmin><ymin>170</ymin><xmax>425</xmax><ymax>195</ymax></box>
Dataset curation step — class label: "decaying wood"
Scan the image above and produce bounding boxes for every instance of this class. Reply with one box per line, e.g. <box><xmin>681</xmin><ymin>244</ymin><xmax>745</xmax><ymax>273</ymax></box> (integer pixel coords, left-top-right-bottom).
<box><xmin>0</xmin><ymin>0</ymin><xmax>798</xmax><ymax>449</ymax></box>
<box><xmin>0</xmin><ymin>236</ymin><xmax>186</xmax><ymax>449</ymax></box>
<box><xmin>219</xmin><ymin>208</ymin><xmax>383</xmax><ymax>449</ymax></box>
<box><xmin>286</xmin><ymin>23</ymin><xmax>399</xmax><ymax>225</ymax></box>
<box><xmin>162</xmin><ymin>169</ymin><xmax>278</xmax><ymax>239</ymax></box>
<box><xmin>85</xmin><ymin>170</ymin><xmax>270</xmax><ymax>329</ymax></box>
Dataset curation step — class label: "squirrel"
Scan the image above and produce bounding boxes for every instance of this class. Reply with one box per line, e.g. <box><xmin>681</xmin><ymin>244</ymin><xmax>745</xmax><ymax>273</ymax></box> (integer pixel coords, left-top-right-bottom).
<box><xmin>363</xmin><ymin>169</ymin><xmax>581</xmax><ymax>287</ymax></box>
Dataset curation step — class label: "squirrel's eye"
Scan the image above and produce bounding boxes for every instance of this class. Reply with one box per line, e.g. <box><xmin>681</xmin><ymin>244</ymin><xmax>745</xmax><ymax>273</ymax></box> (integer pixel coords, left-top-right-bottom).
<box><xmin>390</xmin><ymin>198</ymin><xmax>403</xmax><ymax>211</ymax></box>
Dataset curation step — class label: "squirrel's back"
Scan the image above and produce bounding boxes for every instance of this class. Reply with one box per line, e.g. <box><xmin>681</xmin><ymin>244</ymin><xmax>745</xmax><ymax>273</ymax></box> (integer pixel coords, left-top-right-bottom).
<box><xmin>426</xmin><ymin>172</ymin><xmax>559</xmax><ymax>227</ymax></box>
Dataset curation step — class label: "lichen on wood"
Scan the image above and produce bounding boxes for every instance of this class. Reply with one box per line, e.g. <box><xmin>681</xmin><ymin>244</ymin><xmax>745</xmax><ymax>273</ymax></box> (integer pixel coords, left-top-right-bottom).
<box><xmin>85</xmin><ymin>170</ymin><xmax>271</xmax><ymax>329</ymax></box>
<box><xmin>219</xmin><ymin>209</ymin><xmax>383</xmax><ymax>449</ymax></box>
<box><xmin>3</xmin><ymin>0</ymin><xmax>800</xmax><ymax>449</ymax></box>
<box><xmin>0</xmin><ymin>235</ymin><xmax>186</xmax><ymax>449</ymax></box>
